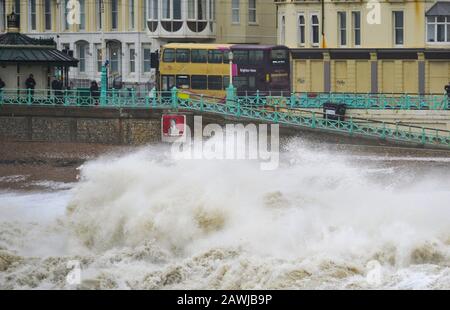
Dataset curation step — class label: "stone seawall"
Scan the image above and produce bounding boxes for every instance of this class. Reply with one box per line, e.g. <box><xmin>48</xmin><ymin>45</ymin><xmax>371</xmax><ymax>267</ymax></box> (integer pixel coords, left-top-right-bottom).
<box><xmin>0</xmin><ymin>106</ymin><xmax>162</xmax><ymax>145</ymax></box>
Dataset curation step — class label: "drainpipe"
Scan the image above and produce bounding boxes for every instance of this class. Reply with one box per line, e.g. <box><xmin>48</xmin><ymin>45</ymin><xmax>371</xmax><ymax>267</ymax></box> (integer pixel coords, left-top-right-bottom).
<box><xmin>321</xmin><ymin>0</ymin><xmax>326</xmax><ymax>48</ymax></box>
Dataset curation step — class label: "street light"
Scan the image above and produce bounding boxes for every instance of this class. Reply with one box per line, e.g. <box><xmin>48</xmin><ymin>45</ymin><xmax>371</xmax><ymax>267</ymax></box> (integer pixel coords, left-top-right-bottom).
<box><xmin>228</xmin><ymin>51</ymin><xmax>234</xmax><ymax>87</ymax></box>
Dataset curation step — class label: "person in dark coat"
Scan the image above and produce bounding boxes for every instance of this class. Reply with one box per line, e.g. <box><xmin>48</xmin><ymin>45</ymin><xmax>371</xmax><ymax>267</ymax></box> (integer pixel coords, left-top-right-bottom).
<box><xmin>25</xmin><ymin>74</ymin><xmax>36</xmax><ymax>98</ymax></box>
<box><xmin>51</xmin><ymin>78</ymin><xmax>63</xmax><ymax>104</ymax></box>
<box><xmin>0</xmin><ymin>77</ymin><xmax>5</xmax><ymax>103</ymax></box>
<box><xmin>445</xmin><ymin>82</ymin><xmax>450</xmax><ymax>97</ymax></box>
<box><xmin>90</xmin><ymin>81</ymin><xmax>100</xmax><ymax>105</ymax></box>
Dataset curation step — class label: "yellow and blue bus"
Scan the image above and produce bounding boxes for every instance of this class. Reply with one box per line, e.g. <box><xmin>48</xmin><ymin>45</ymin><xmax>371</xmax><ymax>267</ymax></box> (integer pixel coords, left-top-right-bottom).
<box><xmin>158</xmin><ymin>43</ymin><xmax>291</xmax><ymax>98</ymax></box>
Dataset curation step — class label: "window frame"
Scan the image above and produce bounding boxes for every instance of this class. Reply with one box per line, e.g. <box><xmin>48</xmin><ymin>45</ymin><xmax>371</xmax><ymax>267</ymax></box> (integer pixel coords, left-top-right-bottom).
<box><xmin>28</xmin><ymin>0</ymin><xmax>36</xmax><ymax>31</ymax></box>
<box><xmin>338</xmin><ymin>11</ymin><xmax>347</xmax><ymax>47</ymax></box>
<box><xmin>352</xmin><ymin>11</ymin><xmax>361</xmax><ymax>47</ymax></box>
<box><xmin>232</xmin><ymin>0</ymin><xmax>240</xmax><ymax>24</ymax></box>
<box><xmin>44</xmin><ymin>0</ymin><xmax>52</xmax><ymax>31</ymax></box>
<box><xmin>298</xmin><ymin>13</ymin><xmax>306</xmax><ymax>46</ymax></box>
<box><xmin>426</xmin><ymin>15</ymin><xmax>450</xmax><ymax>43</ymax></box>
<box><xmin>129</xmin><ymin>46</ymin><xmax>136</xmax><ymax>73</ymax></box>
<box><xmin>311</xmin><ymin>12</ymin><xmax>320</xmax><ymax>47</ymax></box>
<box><xmin>248</xmin><ymin>0</ymin><xmax>257</xmax><ymax>24</ymax></box>
<box><xmin>393</xmin><ymin>11</ymin><xmax>404</xmax><ymax>46</ymax></box>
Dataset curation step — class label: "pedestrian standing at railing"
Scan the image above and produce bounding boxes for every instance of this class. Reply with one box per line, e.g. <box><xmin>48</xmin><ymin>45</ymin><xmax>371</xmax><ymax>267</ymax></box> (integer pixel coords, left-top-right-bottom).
<box><xmin>51</xmin><ymin>78</ymin><xmax>63</xmax><ymax>104</ymax></box>
<box><xmin>0</xmin><ymin>77</ymin><xmax>5</xmax><ymax>103</ymax></box>
<box><xmin>90</xmin><ymin>81</ymin><xmax>100</xmax><ymax>106</ymax></box>
<box><xmin>25</xmin><ymin>74</ymin><xmax>36</xmax><ymax>99</ymax></box>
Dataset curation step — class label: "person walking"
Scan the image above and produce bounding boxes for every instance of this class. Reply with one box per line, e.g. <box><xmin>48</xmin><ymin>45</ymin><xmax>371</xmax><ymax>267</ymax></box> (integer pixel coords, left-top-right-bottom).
<box><xmin>25</xmin><ymin>74</ymin><xmax>36</xmax><ymax>100</ymax></box>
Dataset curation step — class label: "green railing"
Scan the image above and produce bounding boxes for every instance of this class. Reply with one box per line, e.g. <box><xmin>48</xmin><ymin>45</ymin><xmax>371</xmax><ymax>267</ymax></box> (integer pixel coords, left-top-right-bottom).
<box><xmin>236</xmin><ymin>91</ymin><xmax>450</xmax><ymax>110</ymax></box>
<box><xmin>0</xmin><ymin>87</ymin><xmax>449</xmax><ymax>148</ymax></box>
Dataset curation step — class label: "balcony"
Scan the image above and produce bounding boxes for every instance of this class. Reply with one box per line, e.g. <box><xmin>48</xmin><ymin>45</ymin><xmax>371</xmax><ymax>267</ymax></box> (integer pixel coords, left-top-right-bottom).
<box><xmin>146</xmin><ymin>0</ymin><xmax>216</xmax><ymax>39</ymax></box>
<box><xmin>147</xmin><ymin>20</ymin><xmax>216</xmax><ymax>39</ymax></box>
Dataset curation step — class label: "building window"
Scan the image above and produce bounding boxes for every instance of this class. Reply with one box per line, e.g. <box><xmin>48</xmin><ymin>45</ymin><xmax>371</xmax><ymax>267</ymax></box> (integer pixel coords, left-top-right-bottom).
<box><xmin>149</xmin><ymin>0</ymin><xmax>158</xmax><ymax>20</ymax></box>
<box><xmin>311</xmin><ymin>13</ymin><xmax>320</xmax><ymax>46</ymax></box>
<box><xmin>129</xmin><ymin>0</ymin><xmax>135</xmax><ymax>29</ymax></box>
<box><xmin>352</xmin><ymin>11</ymin><xmax>361</xmax><ymax>47</ymax></box>
<box><xmin>79</xmin><ymin>0</ymin><xmax>86</xmax><ymax>30</ymax></box>
<box><xmin>232</xmin><ymin>0</ymin><xmax>240</xmax><ymax>24</ymax></box>
<box><xmin>249</xmin><ymin>0</ymin><xmax>256</xmax><ymax>23</ymax></box>
<box><xmin>63</xmin><ymin>0</ymin><xmax>69</xmax><ymax>30</ymax></box>
<box><xmin>29</xmin><ymin>0</ymin><xmax>36</xmax><ymax>31</ymax></box>
<box><xmin>109</xmin><ymin>42</ymin><xmax>121</xmax><ymax>73</ymax></box>
<box><xmin>209</xmin><ymin>0</ymin><xmax>215</xmax><ymax>21</ymax></box>
<box><xmin>393</xmin><ymin>11</ymin><xmax>404</xmax><ymax>46</ymax></box>
<box><xmin>162</xmin><ymin>0</ymin><xmax>182</xmax><ymax>20</ymax></box>
<box><xmin>0</xmin><ymin>0</ymin><xmax>5</xmax><ymax>33</ymax></box>
<box><xmin>298</xmin><ymin>14</ymin><xmax>305</xmax><ymax>46</ymax></box>
<box><xmin>96</xmin><ymin>44</ymin><xmax>102</xmax><ymax>72</ymax></box>
<box><xmin>78</xmin><ymin>44</ymin><xmax>87</xmax><ymax>73</ymax></box>
<box><xmin>338</xmin><ymin>12</ymin><xmax>347</xmax><ymax>47</ymax></box>
<box><xmin>143</xmin><ymin>45</ymin><xmax>152</xmax><ymax>72</ymax></box>
<box><xmin>44</xmin><ymin>0</ymin><xmax>52</xmax><ymax>31</ymax></box>
<box><xmin>111</xmin><ymin>0</ymin><xmax>118</xmax><ymax>30</ymax></box>
<box><xmin>129</xmin><ymin>46</ymin><xmax>136</xmax><ymax>73</ymax></box>
<box><xmin>427</xmin><ymin>16</ymin><xmax>450</xmax><ymax>42</ymax></box>
<box><xmin>280</xmin><ymin>15</ymin><xmax>285</xmax><ymax>45</ymax></box>
<box><xmin>13</xmin><ymin>0</ymin><xmax>20</xmax><ymax>29</ymax></box>
<box><xmin>96</xmin><ymin>0</ymin><xmax>102</xmax><ymax>30</ymax></box>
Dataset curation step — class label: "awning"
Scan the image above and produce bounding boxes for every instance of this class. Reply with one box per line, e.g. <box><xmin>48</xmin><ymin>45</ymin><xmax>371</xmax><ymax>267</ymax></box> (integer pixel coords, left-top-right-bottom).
<box><xmin>426</xmin><ymin>2</ymin><xmax>450</xmax><ymax>16</ymax></box>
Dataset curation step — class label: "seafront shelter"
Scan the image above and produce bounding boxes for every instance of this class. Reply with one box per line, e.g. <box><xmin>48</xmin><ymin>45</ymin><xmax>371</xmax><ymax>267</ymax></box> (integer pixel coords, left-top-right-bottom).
<box><xmin>0</xmin><ymin>13</ymin><xmax>78</xmax><ymax>90</ymax></box>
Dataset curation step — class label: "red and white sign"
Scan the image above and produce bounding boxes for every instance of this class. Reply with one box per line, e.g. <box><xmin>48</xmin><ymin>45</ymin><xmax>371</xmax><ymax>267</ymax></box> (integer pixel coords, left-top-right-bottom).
<box><xmin>161</xmin><ymin>114</ymin><xmax>186</xmax><ymax>142</ymax></box>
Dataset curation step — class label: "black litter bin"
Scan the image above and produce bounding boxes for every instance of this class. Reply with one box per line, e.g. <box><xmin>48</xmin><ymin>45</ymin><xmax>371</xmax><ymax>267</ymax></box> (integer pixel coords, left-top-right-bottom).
<box><xmin>323</xmin><ymin>102</ymin><xmax>346</xmax><ymax>121</ymax></box>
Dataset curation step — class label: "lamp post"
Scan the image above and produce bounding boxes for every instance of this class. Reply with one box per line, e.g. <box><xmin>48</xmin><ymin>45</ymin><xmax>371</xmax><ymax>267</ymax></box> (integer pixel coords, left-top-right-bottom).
<box><xmin>228</xmin><ymin>51</ymin><xmax>234</xmax><ymax>87</ymax></box>
<box><xmin>226</xmin><ymin>51</ymin><xmax>235</xmax><ymax>105</ymax></box>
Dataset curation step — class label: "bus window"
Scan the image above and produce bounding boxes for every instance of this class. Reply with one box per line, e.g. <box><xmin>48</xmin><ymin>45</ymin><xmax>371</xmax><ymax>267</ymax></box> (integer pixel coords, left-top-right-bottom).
<box><xmin>162</xmin><ymin>75</ymin><xmax>175</xmax><ymax>91</ymax></box>
<box><xmin>191</xmin><ymin>49</ymin><xmax>208</xmax><ymax>63</ymax></box>
<box><xmin>208</xmin><ymin>76</ymin><xmax>223</xmax><ymax>90</ymax></box>
<box><xmin>233</xmin><ymin>50</ymin><xmax>249</xmax><ymax>64</ymax></box>
<box><xmin>176</xmin><ymin>49</ymin><xmax>190</xmax><ymax>63</ymax></box>
<box><xmin>249</xmin><ymin>51</ymin><xmax>264</xmax><ymax>65</ymax></box>
<box><xmin>223</xmin><ymin>76</ymin><xmax>230</xmax><ymax>89</ymax></box>
<box><xmin>234</xmin><ymin>76</ymin><xmax>248</xmax><ymax>89</ymax></box>
<box><xmin>208</xmin><ymin>50</ymin><xmax>223</xmax><ymax>63</ymax></box>
<box><xmin>248</xmin><ymin>76</ymin><xmax>256</xmax><ymax>89</ymax></box>
<box><xmin>270</xmin><ymin>49</ymin><xmax>288</xmax><ymax>64</ymax></box>
<box><xmin>191</xmin><ymin>75</ymin><xmax>207</xmax><ymax>89</ymax></box>
<box><xmin>223</xmin><ymin>51</ymin><xmax>230</xmax><ymax>63</ymax></box>
<box><xmin>176</xmin><ymin>75</ymin><xmax>190</xmax><ymax>89</ymax></box>
<box><xmin>163</xmin><ymin>49</ymin><xmax>175</xmax><ymax>62</ymax></box>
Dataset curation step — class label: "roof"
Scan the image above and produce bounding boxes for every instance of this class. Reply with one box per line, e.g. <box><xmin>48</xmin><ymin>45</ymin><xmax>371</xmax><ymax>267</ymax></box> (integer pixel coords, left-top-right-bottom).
<box><xmin>0</xmin><ymin>32</ymin><xmax>78</xmax><ymax>66</ymax></box>
<box><xmin>426</xmin><ymin>1</ymin><xmax>450</xmax><ymax>16</ymax></box>
<box><xmin>231</xmin><ymin>44</ymin><xmax>288</xmax><ymax>50</ymax></box>
<box><xmin>163</xmin><ymin>43</ymin><xmax>233</xmax><ymax>50</ymax></box>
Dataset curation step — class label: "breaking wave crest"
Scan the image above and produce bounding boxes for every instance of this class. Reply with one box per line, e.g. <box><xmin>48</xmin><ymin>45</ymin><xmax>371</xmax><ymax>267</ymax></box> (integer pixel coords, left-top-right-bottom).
<box><xmin>0</xmin><ymin>141</ymin><xmax>449</xmax><ymax>289</ymax></box>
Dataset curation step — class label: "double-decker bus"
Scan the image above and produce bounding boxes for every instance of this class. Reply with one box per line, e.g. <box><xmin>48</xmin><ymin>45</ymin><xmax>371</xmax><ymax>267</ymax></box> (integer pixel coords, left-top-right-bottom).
<box><xmin>158</xmin><ymin>43</ymin><xmax>290</xmax><ymax>98</ymax></box>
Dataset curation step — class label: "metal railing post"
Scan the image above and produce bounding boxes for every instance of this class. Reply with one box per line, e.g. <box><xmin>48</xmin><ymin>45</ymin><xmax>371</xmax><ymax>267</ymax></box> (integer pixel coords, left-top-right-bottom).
<box><xmin>171</xmin><ymin>86</ymin><xmax>178</xmax><ymax>109</ymax></box>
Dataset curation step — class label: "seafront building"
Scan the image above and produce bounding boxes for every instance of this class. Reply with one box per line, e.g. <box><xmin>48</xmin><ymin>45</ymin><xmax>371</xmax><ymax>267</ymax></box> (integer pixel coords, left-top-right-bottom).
<box><xmin>275</xmin><ymin>0</ymin><xmax>450</xmax><ymax>94</ymax></box>
<box><xmin>0</xmin><ymin>0</ymin><xmax>277</xmax><ymax>90</ymax></box>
